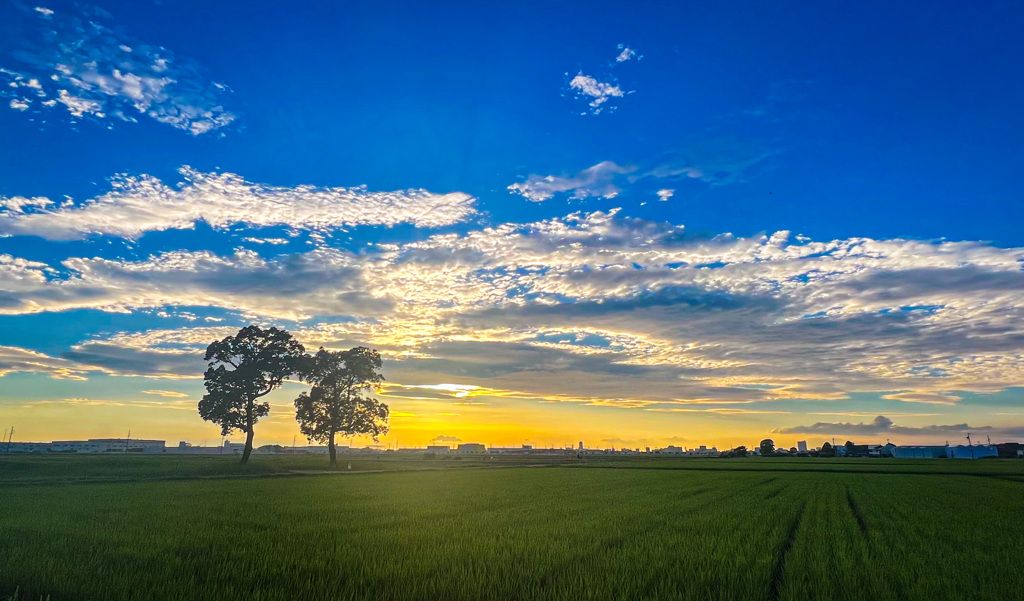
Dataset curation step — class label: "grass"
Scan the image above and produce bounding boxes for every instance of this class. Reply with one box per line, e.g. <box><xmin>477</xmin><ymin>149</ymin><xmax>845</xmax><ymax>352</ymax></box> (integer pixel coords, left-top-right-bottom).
<box><xmin>1</xmin><ymin>456</ymin><xmax>1022</xmax><ymax>600</ymax></box>
<box><xmin>0</xmin><ymin>453</ymin><xmax>574</xmax><ymax>486</ymax></box>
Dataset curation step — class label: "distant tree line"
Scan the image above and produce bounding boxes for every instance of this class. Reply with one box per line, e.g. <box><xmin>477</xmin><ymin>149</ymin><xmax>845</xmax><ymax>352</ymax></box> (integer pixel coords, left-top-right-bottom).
<box><xmin>718</xmin><ymin>439</ymin><xmax>866</xmax><ymax>458</ymax></box>
<box><xmin>198</xmin><ymin>325</ymin><xmax>389</xmax><ymax>464</ymax></box>
<box><xmin>709</xmin><ymin>439</ymin><xmax>878</xmax><ymax>459</ymax></box>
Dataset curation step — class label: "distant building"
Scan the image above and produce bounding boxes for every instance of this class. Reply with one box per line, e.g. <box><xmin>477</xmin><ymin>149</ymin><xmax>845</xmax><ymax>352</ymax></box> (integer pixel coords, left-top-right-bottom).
<box><xmin>50</xmin><ymin>440</ymin><xmax>100</xmax><ymax>453</ymax></box>
<box><xmin>683</xmin><ymin>445</ymin><xmax>720</xmax><ymax>457</ymax></box>
<box><xmin>222</xmin><ymin>441</ymin><xmax>247</xmax><ymax>454</ymax></box>
<box><xmin>890</xmin><ymin>444</ymin><xmax>998</xmax><ymax>459</ymax></box>
<box><xmin>578</xmin><ymin>441</ymin><xmax>584</xmax><ymax>452</ymax></box>
<box><xmin>425</xmin><ymin>445</ymin><xmax>450</xmax><ymax>454</ymax></box>
<box><xmin>797</xmin><ymin>441</ymin><xmax>808</xmax><ymax>453</ymax></box>
<box><xmin>890</xmin><ymin>445</ymin><xmax>948</xmax><ymax>458</ymax></box>
<box><xmin>456</xmin><ymin>443</ymin><xmax>486</xmax><ymax>454</ymax></box>
<box><xmin>845</xmin><ymin>444</ymin><xmax>872</xmax><ymax>457</ymax></box>
<box><xmin>4</xmin><ymin>442</ymin><xmax>50</xmax><ymax>453</ymax></box>
<box><xmin>50</xmin><ymin>438</ymin><xmax>165</xmax><ymax>454</ymax></box>
<box><xmin>487</xmin><ymin>445</ymin><xmax>532</xmax><ymax>455</ymax></box>
<box><xmin>996</xmin><ymin>442</ymin><xmax>1024</xmax><ymax>458</ymax></box>
<box><xmin>947</xmin><ymin>444</ymin><xmax>998</xmax><ymax>459</ymax></box>
<box><xmin>656</xmin><ymin>445</ymin><xmax>684</xmax><ymax>455</ymax></box>
<box><xmin>166</xmin><ymin>442</ymin><xmax>227</xmax><ymax>455</ymax></box>
<box><xmin>279</xmin><ymin>445</ymin><xmax>334</xmax><ymax>455</ymax></box>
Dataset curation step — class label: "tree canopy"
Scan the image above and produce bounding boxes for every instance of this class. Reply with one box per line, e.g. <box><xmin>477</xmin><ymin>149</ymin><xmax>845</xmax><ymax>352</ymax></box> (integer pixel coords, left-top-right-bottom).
<box><xmin>759</xmin><ymin>438</ymin><xmax>775</xmax><ymax>456</ymax></box>
<box><xmin>294</xmin><ymin>346</ymin><xmax>389</xmax><ymax>464</ymax></box>
<box><xmin>198</xmin><ymin>325</ymin><xmax>306</xmax><ymax>464</ymax></box>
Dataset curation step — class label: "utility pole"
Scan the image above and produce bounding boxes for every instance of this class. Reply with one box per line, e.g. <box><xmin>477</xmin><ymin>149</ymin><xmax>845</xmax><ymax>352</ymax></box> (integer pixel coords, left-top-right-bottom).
<box><xmin>125</xmin><ymin>430</ymin><xmax>131</xmax><ymax>453</ymax></box>
<box><xmin>967</xmin><ymin>433</ymin><xmax>975</xmax><ymax>459</ymax></box>
<box><xmin>6</xmin><ymin>426</ymin><xmax>13</xmax><ymax>454</ymax></box>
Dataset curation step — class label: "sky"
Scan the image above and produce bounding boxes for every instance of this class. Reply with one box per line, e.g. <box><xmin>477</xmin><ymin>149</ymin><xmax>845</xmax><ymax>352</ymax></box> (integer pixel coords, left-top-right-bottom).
<box><xmin>2</xmin><ymin>0</ymin><xmax>1024</xmax><ymax>451</ymax></box>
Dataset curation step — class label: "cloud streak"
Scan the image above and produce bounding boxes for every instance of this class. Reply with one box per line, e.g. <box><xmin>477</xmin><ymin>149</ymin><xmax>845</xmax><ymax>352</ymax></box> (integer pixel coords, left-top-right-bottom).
<box><xmin>507</xmin><ymin>161</ymin><xmax>634</xmax><ymax>202</ymax></box>
<box><xmin>0</xmin><ymin>167</ymin><xmax>476</xmax><ymax>240</ymax></box>
<box><xmin>509</xmin><ymin>139</ymin><xmax>776</xmax><ymax>203</ymax></box>
<box><xmin>774</xmin><ymin>415</ymin><xmax>1024</xmax><ymax>441</ymax></box>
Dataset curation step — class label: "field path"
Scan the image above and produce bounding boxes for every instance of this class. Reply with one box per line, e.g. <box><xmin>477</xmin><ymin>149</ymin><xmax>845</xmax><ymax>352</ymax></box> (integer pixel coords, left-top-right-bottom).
<box><xmin>767</xmin><ymin>501</ymin><xmax>807</xmax><ymax>601</ymax></box>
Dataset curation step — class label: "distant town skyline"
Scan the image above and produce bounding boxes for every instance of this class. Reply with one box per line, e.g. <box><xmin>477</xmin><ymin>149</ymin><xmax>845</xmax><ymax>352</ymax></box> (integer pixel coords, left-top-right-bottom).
<box><xmin>3</xmin><ymin>0</ymin><xmax>1024</xmax><ymax>449</ymax></box>
<box><xmin>3</xmin><ymin>411</ymin><xmax>1018</xmax><ymax>453</ymax></box>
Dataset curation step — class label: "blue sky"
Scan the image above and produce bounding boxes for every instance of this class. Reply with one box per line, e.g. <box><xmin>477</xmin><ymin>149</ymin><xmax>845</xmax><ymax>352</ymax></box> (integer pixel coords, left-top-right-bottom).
<box><xmin>1</xmin><ymin>0</ymin><xmax>1023</xmax><ymax>448</ymax></box>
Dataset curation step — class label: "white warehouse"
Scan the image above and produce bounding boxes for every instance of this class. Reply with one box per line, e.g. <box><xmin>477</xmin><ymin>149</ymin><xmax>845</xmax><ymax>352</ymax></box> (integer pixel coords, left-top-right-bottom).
<box><xmin>49</xmin><ymin>438</ymin><xmax>166</xmax><ymax>454</ymax></box>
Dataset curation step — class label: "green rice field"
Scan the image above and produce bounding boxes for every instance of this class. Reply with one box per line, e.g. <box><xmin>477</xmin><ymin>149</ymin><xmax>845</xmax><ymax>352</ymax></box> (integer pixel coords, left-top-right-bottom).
<box><xmin>2</xmin><ymin>456</ymin><xmax>1022</xmax><ymax>600</ymax></box>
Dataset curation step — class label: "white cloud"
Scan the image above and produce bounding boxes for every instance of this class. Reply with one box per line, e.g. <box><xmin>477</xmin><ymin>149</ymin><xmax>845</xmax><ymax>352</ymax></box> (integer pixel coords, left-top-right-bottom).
<box><xmin>508</xmin><ymin>161</ymin><xmax>634</xmax><ymax>202</ymax></box>
<box><xmin>1</xmin><ymin>3</ymin><xmax>234</xmax><ymax>134</ymax></box>
<box><xmin>57</xmin><ymin>89</ymin><xmax>104</xmax><ymax>117</ymax></box>
<box><xmin>0</xmin><ymin>167</ymin><xmax>477</xmax><ymax>240</ymax></box>
<box><xmin>615</xmin><ymin>45</ymin><xmax>640</xmax><ymax>63</ymax></box>
<box><xmin>4</xmin><ymin>209</ymin><xmax>1024</xmax><ymax>407</ymax></box>
<box><xmin>242</xmin><ymin>237</ymin><xmax>290</xmax><ymax>245</ymax></box>
<box><xmin>141</xmin><ymin>389</ymin><xmax>189</xmax><ymax>398</ymax></box>
<box><xmin>0</xmin><ymin>345</ymin><xmax>90</xmax><ymax>380</ymax></box>
<box><xmin>774</xmin><ymin>415</ymin><xmax>1024</xmax><ymax>440</ymax></box>
<box><xmin>8</xmin><ymin>98</ymin><xmax>29</xmax><ymax>110</ymax></box>
<box><xmin>881</xmin><ymin>391</ymin><xmax>960</xmax><ymax>405</ymax></box>
<box><xmin>1</xmin><ymin>196</ymin><xmax>52</xmax><ymax>212</ymax></box>
<box><xmin>511</xmin><ymin>142</ymin><xmax>773</xmax><ymax>204</ymax></box>
<box><xmin>569</xmin><ymin>73</ymin><xmax>625</xmax><ymax>114</ymax></box>
<box><xmin>647</xmin><ymin>138</ymin><xmax>777</xmax><ymax>186</ymax></box>
<box><xmin>430</xmin><ymin>435</ymin><xmax>462</xmax><ymax>443</ymax></box>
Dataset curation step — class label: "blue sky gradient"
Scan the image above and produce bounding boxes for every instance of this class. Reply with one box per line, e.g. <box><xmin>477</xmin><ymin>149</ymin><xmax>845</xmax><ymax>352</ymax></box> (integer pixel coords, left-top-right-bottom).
<box><xmin>1</xmin><ymin>0</ymin><xmax>1023</xmax><ymax>448</ymax></box>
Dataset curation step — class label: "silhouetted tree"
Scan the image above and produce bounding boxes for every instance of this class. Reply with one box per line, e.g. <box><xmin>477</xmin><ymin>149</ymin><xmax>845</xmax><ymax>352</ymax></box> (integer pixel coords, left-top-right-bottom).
<box><xmin>734</xmin><ymin>445</ymin><xmax>747</xmax><ymax>457</ymax></box>
<box><xmin>845</xmin><ymin>440</ymin><xmax>856</xmax><ymax>455</ymax></box>
<box><xmin>199</xmin><ymin>326</ymin><xmax>305</xmax><ymax>464</ymax></box>
<box><xmin>820</xmin><ymin>441</ymin><xmax>835</xmax><ymax>457</ymax></box>
<box><xmin>295</xmin><ymin>347</ymin><xmax>389</xmax><ymax>465</ymax></box>
<box><xmin>759</xmin><ymin>438</ymin><xmax>776</xmax><ymax>456</ymax></box>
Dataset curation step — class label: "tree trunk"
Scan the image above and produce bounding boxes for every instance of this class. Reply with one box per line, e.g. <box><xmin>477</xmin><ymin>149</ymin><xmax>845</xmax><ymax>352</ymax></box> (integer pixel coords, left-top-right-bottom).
<box><xmin>328</xmin><ymin>431</ymin><xmax>337</xmax><ymax>465</ymax></box>
<box><xmin>241</xmin><ymin>428</ymin><xmax>254</xmax><ymax>464</ymax></box>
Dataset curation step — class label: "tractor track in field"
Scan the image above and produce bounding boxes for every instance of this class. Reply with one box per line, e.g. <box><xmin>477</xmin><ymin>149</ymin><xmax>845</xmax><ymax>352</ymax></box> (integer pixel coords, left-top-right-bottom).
<box><xmin>534</xmin><ymin>485</ymin><xmax>722</xmax><ymax>591</ymax></box>
<box><xmin>767</xmin><ymin>501</ymin><xmax>807</xmax><ymax>601</ymax></box>
<box><xmin>579</xmin><ymin>464</ymin><xmax>1024</xmax><ymax>483</ymax></box>
<box><xmin>845</xmin><ymin>485</ymin><xmax>869</xmax><ymax>536</ymax></box>
<box><xmin>597</xmin><ymin>486</ymin><xmax>715</xmax><ymax>552</ymax></box>
<box><xmin>763</xmin><ymin>485</ymin><xmax>788</xmax><ymax>501</ymax></box>
<box><xmin>755</xmin><ymin>476</ymin><xmax>789</xmax><ymax>500</ymax></box>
